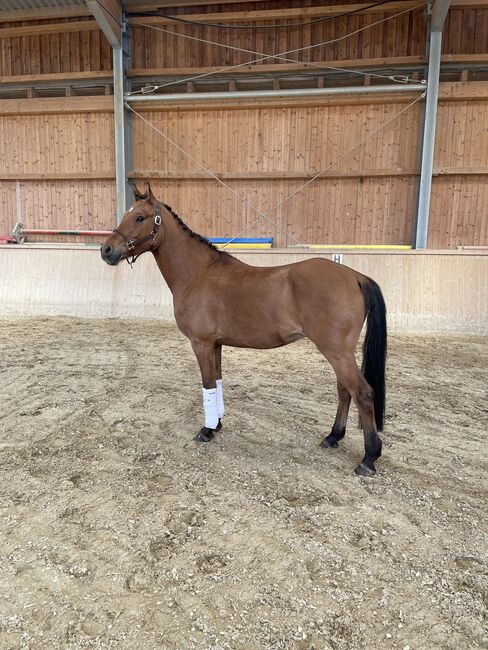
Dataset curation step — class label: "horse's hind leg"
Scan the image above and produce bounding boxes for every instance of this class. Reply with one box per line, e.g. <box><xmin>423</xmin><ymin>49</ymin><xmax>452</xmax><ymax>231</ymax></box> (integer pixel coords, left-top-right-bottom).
<box><xmin>326</xmin><ymin>356</ymin><xmax>382</xmax><ymax>476</ymax></box>
<box><xmin>320</xmin><ymin>380</ymin><xmax>351</xmax><ymax>448</ymax></box>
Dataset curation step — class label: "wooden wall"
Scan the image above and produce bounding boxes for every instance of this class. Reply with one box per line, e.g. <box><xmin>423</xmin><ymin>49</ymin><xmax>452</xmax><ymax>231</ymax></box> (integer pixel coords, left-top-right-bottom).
<box><xmin>0</xmin><ymin>2</ymin><xmax>486</xmax><ymax>248</ymax></box>
<box><xmin>0</xmin><ymin>19</ymin><xmax>112</xmax><ymax>75</ymax></box>
<box><xmin>1</xmin><ymin>247</ymin><xmax>486</xmax><ymax>334</ymax></box>
<box><xmin>430</xmin><ymin>88</ymin><xmax>488</xmax><ymax>248</ymax></box>
<box><xmin>0</xmin><ymin>83</ymin><xmax>486</xmax><ymax>248</ymax></box>
<box><xmin>131</xmin><ymin>98</ymin><xmax>422</xmax><ymax>246</ymax></box>
<box><xmin>131</xmin><ymin>2</ymin><xmax>487</xmax><ymax>69</ymax></box>
<box><xmin>0</xmin><ymin>98</ymin><xmax>115</xmax><ymax>240</ymax></box>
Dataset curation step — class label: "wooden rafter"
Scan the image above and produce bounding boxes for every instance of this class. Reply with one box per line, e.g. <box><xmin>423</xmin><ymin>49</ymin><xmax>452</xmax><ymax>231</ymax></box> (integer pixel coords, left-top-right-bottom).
<box><xmin>0</xmin><ymin>20</ymin><xmax>99</xmax><ymax>39</ymax></box>
<box><xmin>128</xmin><ymin>1</ymin><xmax>426</xmax><ymax>26</ymax></box>
<box><xmin>0</xmin><ymin>6</ymin><xmax>91</xmax><ymax>23</ymax></box>
<box><xmin>0</xmin><ymin>71</ymin><xmax>113</xmax><ymax>85</ymax></box>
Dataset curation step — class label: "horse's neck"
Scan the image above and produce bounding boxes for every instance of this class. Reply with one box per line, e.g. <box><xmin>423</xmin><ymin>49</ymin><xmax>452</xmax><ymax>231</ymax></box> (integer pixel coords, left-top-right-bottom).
<box><xmin>153</xmin><ymin>215</ymin><xmax>219</xmax><ymax>294</ymax></box>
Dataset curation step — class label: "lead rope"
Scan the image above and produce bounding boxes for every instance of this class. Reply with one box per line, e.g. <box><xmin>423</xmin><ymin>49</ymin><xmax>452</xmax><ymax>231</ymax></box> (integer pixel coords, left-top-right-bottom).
<box><xmin>126</xmin><ymin>92</ymin><xmax>425</xmax><ymax>249</ymax></box>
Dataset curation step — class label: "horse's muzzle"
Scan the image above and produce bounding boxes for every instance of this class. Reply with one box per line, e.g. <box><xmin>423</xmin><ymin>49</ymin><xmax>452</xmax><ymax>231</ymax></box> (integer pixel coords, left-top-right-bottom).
<box><xmin>101</xmin><ymin>244</ymin><xmax>122</xmax><ymax>266</ymax></box>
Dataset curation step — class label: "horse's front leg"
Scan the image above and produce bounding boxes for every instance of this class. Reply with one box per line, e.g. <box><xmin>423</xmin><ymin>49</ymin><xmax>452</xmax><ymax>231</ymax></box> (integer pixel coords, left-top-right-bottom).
<box><xmin>215</xmin><ymin>343</ymin><xmax>225</xmax><ymax>423</ymax></box>
<box><xmin>191</xmin><ymin>339</ymin><xmax>222</xmax><ymax>442</ymax></box>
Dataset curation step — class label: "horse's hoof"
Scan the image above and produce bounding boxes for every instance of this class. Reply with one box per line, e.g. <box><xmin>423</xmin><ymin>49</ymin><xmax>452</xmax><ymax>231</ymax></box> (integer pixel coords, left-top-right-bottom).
<box><xmin>320</xmin><ymin>436</ymin><xmax>339</xmax><ymax>448</ymax></box>
<box><xmin>194</xmin><ymin>427</ymin><xmax>215</xmax><ymax>443</ymax></box>
<box><xmin>354</xmin><ymin>463</ymin><xmax>376</xmax><ymax>477</ymax></box>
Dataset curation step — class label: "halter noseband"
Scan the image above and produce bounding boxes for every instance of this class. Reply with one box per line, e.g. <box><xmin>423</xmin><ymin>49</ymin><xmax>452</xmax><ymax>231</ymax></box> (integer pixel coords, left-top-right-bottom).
<box><xmin>112</xmin><ymin>202</ymin><xmax>162</xmax><ymax>267</ymax></box>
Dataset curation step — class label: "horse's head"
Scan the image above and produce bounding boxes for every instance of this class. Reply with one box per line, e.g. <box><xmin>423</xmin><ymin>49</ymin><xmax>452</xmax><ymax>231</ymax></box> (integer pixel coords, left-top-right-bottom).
<box><xmin>101</xmin><ymin>182</ymin><xmax>163</xmax><ymax>266</ymax></box>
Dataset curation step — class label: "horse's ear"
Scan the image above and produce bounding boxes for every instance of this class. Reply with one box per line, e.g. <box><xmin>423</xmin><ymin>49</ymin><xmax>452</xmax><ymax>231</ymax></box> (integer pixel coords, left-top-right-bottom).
<box><xmin>146</xmin><ymin>181</ymin><xmax>155</xmax><ymax>201</ymax></box>
<box><xmin>132</xmin><ymin>182</ymin><xmax>145</xmax><ymax>200</ymax></box>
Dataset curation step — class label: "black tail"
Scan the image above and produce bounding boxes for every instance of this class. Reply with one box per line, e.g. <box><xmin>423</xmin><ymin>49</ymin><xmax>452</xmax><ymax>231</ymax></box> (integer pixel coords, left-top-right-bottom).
<box><xmin>359</xmin><ymin>278</ymin><xmax>387</xmax><ymax>431</ymax></box>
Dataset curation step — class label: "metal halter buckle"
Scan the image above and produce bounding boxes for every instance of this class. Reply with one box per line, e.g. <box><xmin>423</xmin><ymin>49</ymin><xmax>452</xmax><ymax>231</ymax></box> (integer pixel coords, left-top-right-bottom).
<box><xmin>155</xmin><ymin>214</ymin><xmax>161</xmax><ymax>226</ymax></box>
<box><xmin>127</xmin><ymin>240</ymin><xmax>136</xmax><ymax>251</ymax></box>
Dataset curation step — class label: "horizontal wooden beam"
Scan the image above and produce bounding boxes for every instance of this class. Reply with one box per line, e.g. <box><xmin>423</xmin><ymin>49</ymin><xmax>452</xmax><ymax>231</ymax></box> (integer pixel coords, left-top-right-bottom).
<box><xmin>438</xmin><ymin>81</ymin><xmax>488</xmax><ymax>100</ymax></box>
<box><xmin>0</xmin><ymin>167</ymin><xmax>486</xmax><ymax>184</ymax></box>
<box><xmin>0</xmin><ymin>6</ymin><xmax>92</xmax><ymax>23</ymax></box>
<box><xmin>128</xmin><ymin>56</ymin><xmax>428</xmax><ymax>79</ymax></box>
<box><xmin>0</xmin><ymin>172</ymin><xmax>114</xmax><ymax>181</ymax></box>
<box><xmin>0</xmin><ymin>96</ymin><xmax>113</xmax><ymax>116</ymax></box>
<box><xmin>0</xmin><ymin>71</ymin><xmax>112</xmax><ymax>85</ymax></box>
<box><xmin>449</xmin><ymin>0</ymin><xmax>488</xmax><ymax>6</ymax></box>
<box><xmin>128</xmin><ymin>54</ymin><xmax>488</xmax><ymax>81</ymax></box>
<box><xmin>129</xmin><ymin>169</ymin><xmax>420</xmax><ymax>179</ymax></box>
<box><xmin>125</xmin><ymin>0</ymin><xmax>278</xmax><ymax>10</ymax></box>
<box><xmin>433</xmin><ymin>167</ymin><xmax>488</xmax><ymax>175</ymax></box>
<box><xmin>0</xmin><ymin>20</ymin><xmax>99</xmax><ymax>39</ymax></box>
<box><xmin>440</xmin><ymin>54</ymin><xmax>488</xmax><ymax>63</ymax></box>
<box><xmin>129</xmin><ymin>1</ymin><xmax>424</xmax><ymax>26</ymax></box>
<box><xmin>129</xmin><ymin>168</ymin><xmax>488</xmax><ymax>179</ymax></box>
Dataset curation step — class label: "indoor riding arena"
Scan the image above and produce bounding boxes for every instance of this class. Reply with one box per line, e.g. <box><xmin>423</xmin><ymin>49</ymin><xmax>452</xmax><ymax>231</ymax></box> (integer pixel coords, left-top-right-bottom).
<box><xmin>0</xmin><ymin>1</ymin><xmax>487</xmax><ymax>649</ymax></box>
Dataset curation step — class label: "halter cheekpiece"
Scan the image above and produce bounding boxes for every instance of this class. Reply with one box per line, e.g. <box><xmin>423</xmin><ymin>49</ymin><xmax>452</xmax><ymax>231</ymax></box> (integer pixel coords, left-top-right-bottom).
<box><xmin>113</xmin><ymin>202</ymin><xmax>162</xmax><ymax>267</ymax></box>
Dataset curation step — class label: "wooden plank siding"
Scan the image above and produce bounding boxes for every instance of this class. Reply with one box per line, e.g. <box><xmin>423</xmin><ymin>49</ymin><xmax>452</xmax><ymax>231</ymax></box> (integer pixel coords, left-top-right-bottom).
<box><xmin>0</xmin><ymin>106</ymin><xmax>115</xmax><ymax>241</ymax></box>
<box><xmin>0</xmin><ymin>83</ymin><xmax>486</xmax><ymax>248</ymax></box>
<box><xmin>0</xmin><ymin>19</ymin><xmax>112</xmax><ymax>76</ymax></box>
<box><xmin>0</xmin><ymin>0</ymin><xmax>485</xmax><ymax>250</ymax></box>
<box><xmin>129</xmin><ymin>101</ymin><xmax>421</xmax><ymax>247</ymax></box>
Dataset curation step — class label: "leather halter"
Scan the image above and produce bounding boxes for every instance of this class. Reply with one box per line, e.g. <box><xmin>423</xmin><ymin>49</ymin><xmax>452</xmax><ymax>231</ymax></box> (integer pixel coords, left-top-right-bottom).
<box><xmin>113</xmin><ymin>202</ymin><xmax>162</xmax><ymax>266</ymax></box>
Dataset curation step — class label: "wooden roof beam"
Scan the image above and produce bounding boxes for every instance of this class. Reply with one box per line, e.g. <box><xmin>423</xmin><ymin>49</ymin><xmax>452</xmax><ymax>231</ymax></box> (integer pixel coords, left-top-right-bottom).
<box><xmin>85</xmin><ymin>0</ymin><xmax>122</xmax><ymax>47</ymax></box>
<box><xmin>0</xmin><ymin>21</ymin><xmax>99</xmax><ymax>39</ymax></box>
<box><xmin>128</xmin><ymin>1</ymin><xmax>425</xmax><ymax>26</ymax></box>
<box><xmin>0</xmin><ymin>6</ymin><xmax>91</xmax><ymax>23</ymax></box>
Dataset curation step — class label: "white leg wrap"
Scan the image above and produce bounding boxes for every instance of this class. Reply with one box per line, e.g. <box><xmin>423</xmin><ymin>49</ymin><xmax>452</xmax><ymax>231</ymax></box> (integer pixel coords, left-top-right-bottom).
<box><xmin>202</xmin><ymin>387</ymin><xmax>219</xmax><ymax>429</ymax></box>
<box><xmin>216</xmin><ymin>379</ymin><xmax>225</xmax><ymax>419</ymax></box>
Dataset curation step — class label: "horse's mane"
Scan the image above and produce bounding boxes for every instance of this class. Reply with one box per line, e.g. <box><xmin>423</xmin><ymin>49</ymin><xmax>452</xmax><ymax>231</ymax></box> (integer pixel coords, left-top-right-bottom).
<box><xmin>154</xmin><ymin>201</ymin><xmax>230</xmax><ymax>258</ymax></box>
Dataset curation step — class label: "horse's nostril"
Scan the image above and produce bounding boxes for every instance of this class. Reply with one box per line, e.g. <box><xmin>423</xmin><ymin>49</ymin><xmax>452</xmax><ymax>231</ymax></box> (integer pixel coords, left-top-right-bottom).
<box><xmin>103</xmin><ymin>245</ymin><xmax>112</xmax><ymax>256</ymax></box>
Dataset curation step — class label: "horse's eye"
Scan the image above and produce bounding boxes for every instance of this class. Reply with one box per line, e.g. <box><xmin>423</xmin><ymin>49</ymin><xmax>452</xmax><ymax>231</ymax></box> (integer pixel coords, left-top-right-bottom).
<box><xmin>136</xmin><ymin>215</ymin><xmax>144</xmax><ymax>222</ymax></box>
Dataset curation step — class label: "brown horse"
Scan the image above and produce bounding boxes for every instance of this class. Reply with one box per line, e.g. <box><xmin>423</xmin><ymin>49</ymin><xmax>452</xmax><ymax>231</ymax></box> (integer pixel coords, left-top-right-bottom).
<box><xmin>101</xmin><ymin>184</ymin><xmax>387</xmax><ymax>476</ymax></box>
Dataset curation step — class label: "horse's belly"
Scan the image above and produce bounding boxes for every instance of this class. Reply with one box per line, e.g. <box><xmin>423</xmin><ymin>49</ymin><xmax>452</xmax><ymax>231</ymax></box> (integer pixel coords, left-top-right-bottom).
<box><xmin>217</xmin><ymin>303</ymin><xmax>303</xmax><ymax>348</ymax></box>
